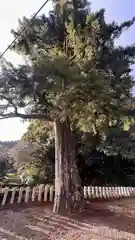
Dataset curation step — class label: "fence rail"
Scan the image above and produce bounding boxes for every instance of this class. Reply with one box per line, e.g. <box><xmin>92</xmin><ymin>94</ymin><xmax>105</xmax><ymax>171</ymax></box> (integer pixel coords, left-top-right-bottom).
<box><xmin>0</xmin><ymin>185</ymin><xmax>135</xmax><ymax>207</ymax></box>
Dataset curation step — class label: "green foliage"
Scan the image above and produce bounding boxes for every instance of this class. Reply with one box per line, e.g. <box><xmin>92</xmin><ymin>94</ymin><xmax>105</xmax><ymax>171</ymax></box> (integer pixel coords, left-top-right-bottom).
<box><xmin>96</xmin><ymin>125</ymin><xmax>135</xmax><ymax>159</ymax></box>
<box><xmin>26</xmin><ymin>166</ymin><xmax>54</xmax><ymax>186</ymax></box>
<box><xmin>0</xmin><ymin>161</ymin><xmax>7</xmax><ymax>177</ymax></box>
<box><xmin>79</xmin><ymin>149</ymin><xmax>135</xmax><ymax>186</ymax></box>
<box><xmin>23</xmin><ymin>119</ymin><xmax>135</xmax><ymax>186</ymax></box>
<box><xmin>0</xmin><ymin>1</ymin><xmax>134</xmax><ymax>128</ymax></box>
<box><xmin>21</xmin><ymin>159</ymin><xmax>54</xmax><ymax>186</ymax></box>
<box><xmin>0</xmin><ymin>156</ymin><xmax>15</xmax><ymax>178</ymax></box>
<box><xmin>23</xmin><ymin>120</ymin><xmax>55</xmax><ymax>185</ymax></box>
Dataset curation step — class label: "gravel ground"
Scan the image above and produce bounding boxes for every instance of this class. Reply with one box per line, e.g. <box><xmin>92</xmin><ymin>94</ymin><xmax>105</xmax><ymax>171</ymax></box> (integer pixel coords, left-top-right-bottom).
<box><xmin>0</xmin><ymin>199</ymin><xmax>135</xmax><ymax>239</ymax></box>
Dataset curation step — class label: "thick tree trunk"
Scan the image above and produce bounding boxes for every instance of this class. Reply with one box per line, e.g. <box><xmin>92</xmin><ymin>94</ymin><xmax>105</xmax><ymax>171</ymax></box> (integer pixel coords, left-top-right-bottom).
<box><xmin>53</xmin><ymin>119</ymin><xmax>84</xmax><ymax>214</ymax></box>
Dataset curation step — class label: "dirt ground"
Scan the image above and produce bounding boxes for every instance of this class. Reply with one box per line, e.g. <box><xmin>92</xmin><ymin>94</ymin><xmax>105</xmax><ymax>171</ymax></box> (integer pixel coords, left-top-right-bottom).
<box><xmin>0</xmin><ymin>199</ymin><xmax>135</xmax><ymax>239</ymax></box>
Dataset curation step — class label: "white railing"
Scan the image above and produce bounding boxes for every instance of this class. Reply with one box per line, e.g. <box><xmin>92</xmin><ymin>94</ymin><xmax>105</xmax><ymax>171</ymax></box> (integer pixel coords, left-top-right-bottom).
<box><xmin>0</xmin><ymin>185</ymin><xmax>135</xmax><ymax>207</ymax></box>
<box><xmin>83</xmin><ymin>186</ymin><xmax>135</xmax><ymax>199</ymax></box>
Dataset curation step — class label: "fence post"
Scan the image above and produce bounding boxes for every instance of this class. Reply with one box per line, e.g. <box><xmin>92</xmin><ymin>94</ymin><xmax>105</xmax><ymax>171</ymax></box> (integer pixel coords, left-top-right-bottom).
<box><xmin>127</xmin><ymin>187</ymin><xmax>130</xmax><ymax>197</ymax></box>
<box><xmin>111</xmin><ymin>186</ymin><xmax>114</xmax><ymax>198</ymax></box>
<box><xmin>109</xmin><ymin>187</ymin><xmax>112</xmax><ymax>199</ymax></box>
<box><xmin>106</xmin><ymin>186</ymin><xmax>109</xmax><ymax>199</ymax></box>
<box><xmin>123</xmin><ymin>186</ymin><xmax>126</xmax><ymax>197</ymax></box>
<box><xmin>88</xmin><ymin>186</ymin><xmax>91</xmax><ymax>199</ymax></box>
<box><xmin>115</xmin><ymin>187</ymin><xmax>118</xmax><ymax>198</ymax></box>
<box><xmin>38</xmin><ymin>184</ymin><xmax>44</xmax><ymax>202</ymax></box>
<box><xmin>10</xmin><ymin>187</ymin><xmax>17</xmax><ymax>204</ymax></box>
<box><xmin>128</xmin><ymin>187</ymin><xmax>131</xmax><ymax>197</ymax></box>
<box><xmin>25</xmin><ymin>187</ymin><xmax>31</xmax><ymax>203</ymax></box>
<box><xmin>133</xmin><ymin>187</ymin><xmax>135</xmax><ymax>197</ymax></box>
<box><xmin>131</xmin><ymin>187</ymin><xmax>134</xmax><ymax>197</ymax></box>
<box><xmin>102</xmin><ymin>186</ymin><xmax>106</xmax><ymax>199</ymax></box>
<box><xmin>84</xmin><ymin>186</ymin><xmax>87</xmax><ymax>199</ymax></box>
<box><xmin>91</xmin><ymin>186</ymin><xmax>95</xmax><ymax>199</ymax></box>
<box><xmin>17</xmin><ymin>187</ymin><xmax>24</xmax><ymax>203</ymax></box>
<box><xmin>122</xmin><ymin>186</ymin><xmax>125</xmax><ymax>197</ymax></box>
<box><xmin>119</xmin><ymin>187</ymin><xmax>122</xmax><ymax>198</ymax></box>
<box><xmin>125</xmin><ymin>187</ymin><xmax>128</xmax><ymax>198</ymax></box>
<box><xmin>98</xmin><ymin>186</ymin><xmax>101</xmax><ymax>199</ymax></box>
<box><xmin>117</xmin><ymin>186</ymin><xmax>121</xmax><ymax>198</ymax></box>
<box><xmin>44</xmin><ymin>185</ymin><xmax>50</xmax><ymax>202</ymax></box>
<box><xmin>1</xmin><ymin>187</ymin><xmax>9</xmax><ymax>206</ymax></box>
<box><xmin>132</xmin><ymin>187</ymin><xmax>135</xmax><ymax>197</ymax></box>
<box><xmin>108</xmin><ymin>186</ymin><xmax>111</xmax><ymax>199</ymax></box>
<box><xmin>95</xmin><ymin>186</ymin><xmax>99</xmax><ymax>198</ymax></box>
<box><xmin>32</xmin><ymin>186</ymin><xmax>37</xmax><ymax>202</ymax></box>
<box><xmin>49</xmin><ymin>185</ymin><xmax>54</xmax><ymax>202</ymax></box>
<box><xmin>115</xmin><ymin>187</ymin><xmax>119</xmax><ymax>199</ymax></box>
<box><xmin>123</xmin><ymin>187</ymin><xmax>125</xmax><ymax>197</ymax></box>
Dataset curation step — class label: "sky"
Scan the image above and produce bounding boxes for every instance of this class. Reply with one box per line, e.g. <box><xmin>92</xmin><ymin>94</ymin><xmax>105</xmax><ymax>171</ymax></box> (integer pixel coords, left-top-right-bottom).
<box><xmin>0</xmin><ymin>0</ymin><xmax>135</xmax><ymax>141</ymax></box>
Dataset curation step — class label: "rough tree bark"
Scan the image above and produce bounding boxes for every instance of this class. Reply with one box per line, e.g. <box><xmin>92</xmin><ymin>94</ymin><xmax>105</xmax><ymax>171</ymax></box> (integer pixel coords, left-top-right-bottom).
<box><xmin>53</xmin><ymin>119</ymin><xmax>84</xmax><ymax>214</ymax></box>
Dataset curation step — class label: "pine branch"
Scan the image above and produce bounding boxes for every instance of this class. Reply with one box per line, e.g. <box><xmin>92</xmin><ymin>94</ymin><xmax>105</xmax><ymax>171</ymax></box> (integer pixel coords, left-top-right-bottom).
<box><xmin>0</xmin><ymin>111</ymin><xmax>51</xmax><ymax>120</ymax></box>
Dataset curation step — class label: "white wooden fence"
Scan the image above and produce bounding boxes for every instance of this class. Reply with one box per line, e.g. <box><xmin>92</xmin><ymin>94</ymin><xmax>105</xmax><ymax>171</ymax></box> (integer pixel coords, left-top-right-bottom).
<box><xmin>0</xmin><ymin>185</ymin><xmax>135</xmax><ymax>207</ymax></box>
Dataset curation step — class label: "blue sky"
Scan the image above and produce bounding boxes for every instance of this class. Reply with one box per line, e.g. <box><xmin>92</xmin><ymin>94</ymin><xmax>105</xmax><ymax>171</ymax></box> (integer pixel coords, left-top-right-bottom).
<box><xmin>91</xmin><ymin>0</ymin><xmax>135</xmax><ymax>46</ymax></box>
<box><xmin>0</xmin><ymin>0</ymin><xmax>135</xmax><ymax>141</ymax></box>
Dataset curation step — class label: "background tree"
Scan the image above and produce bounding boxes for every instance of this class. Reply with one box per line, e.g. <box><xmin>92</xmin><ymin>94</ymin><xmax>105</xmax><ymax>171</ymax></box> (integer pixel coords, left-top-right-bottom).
<box><xmin>0</xmin><ymin>141</ymin><xmax>16</xmax><ymax>177</ymax></box>
<box><xmin>23</xmin><ymin>120</ymin><xmax>55</xmax><ymax>185</ymax></box>
<box><xmin>23</xmin><ymin>119</ymin><xmax>135</xmax><ymax>186</ymax></box>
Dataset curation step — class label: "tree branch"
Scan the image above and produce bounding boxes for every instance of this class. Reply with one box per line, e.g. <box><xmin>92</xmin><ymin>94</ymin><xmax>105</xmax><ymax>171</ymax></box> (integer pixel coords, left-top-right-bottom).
<box><xmin>0</xmin><ymin>94</ymin><xmax>18</xmax><ymax>113</ymax></box>
<box><xmin>0</xmin><ymin>112</ymin><xmax>51</xmax><ymax>121</ymax></box>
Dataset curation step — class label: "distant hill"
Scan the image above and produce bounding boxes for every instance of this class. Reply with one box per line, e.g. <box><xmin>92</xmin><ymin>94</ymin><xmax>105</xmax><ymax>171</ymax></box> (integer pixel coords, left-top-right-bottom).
<box><xmin>9</xmin><ymin>138</ymin><xmax>38</xmax><ymax>169</ymax></box>
<box><xmin>0</xmin><ymin>141</ymin><xmax>18</xmax><ymax>149</ymax></box>
<box><xmin>0</xmin><ymin>141</ymin><xmax>18</xmax><ymax>162</ymax></box>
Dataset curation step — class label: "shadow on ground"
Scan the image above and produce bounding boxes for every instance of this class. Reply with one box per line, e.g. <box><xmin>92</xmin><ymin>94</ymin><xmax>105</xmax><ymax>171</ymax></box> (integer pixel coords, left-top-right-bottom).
<box><xmin>79</xmin><ymin>199</ymin><xmax>135</xmax><ymax>234</ymax></box>
<box><xmin>0</xmin><ymin>199</ymin><xmax>135</xmax><ymax>239</ymax></box>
